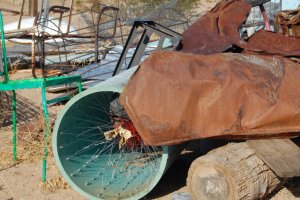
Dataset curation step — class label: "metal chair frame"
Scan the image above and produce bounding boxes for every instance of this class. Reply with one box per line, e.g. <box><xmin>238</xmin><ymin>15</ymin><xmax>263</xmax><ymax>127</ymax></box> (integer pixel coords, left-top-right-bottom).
<box><xmin>0</xmin><ymin>11</ymin><xmax>82</xmax><ymax>182</ymax></box>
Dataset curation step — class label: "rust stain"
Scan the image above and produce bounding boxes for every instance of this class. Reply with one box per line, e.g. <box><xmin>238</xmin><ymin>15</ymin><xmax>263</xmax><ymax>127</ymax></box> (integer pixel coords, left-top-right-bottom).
<box><xmin>120</xmin><ymin>0</ymin><xmax>300</xmax><ymax>146</ymax></box>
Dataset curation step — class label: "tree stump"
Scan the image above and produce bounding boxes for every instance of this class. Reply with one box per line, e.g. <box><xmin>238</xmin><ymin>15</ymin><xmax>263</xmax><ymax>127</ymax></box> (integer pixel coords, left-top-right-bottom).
<box><xmin>187</xmin><ymin>142</ymin><xmax>282</xmax><ymax>200</ymax></box>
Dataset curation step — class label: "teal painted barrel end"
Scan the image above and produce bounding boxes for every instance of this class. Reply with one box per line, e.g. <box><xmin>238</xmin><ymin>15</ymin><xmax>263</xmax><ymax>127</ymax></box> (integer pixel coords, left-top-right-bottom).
<box><xmin>53</xmin><ymin>68</ymin><xmax>183</xmax><ymax>199</ymax></box>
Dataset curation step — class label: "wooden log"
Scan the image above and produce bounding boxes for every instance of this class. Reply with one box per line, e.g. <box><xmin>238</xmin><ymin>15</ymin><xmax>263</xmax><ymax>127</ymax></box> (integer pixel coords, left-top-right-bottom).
<box><xmin>187</xmin><ymin>142</ymin><xmax>282</xmax><ymax>200</ymax></box>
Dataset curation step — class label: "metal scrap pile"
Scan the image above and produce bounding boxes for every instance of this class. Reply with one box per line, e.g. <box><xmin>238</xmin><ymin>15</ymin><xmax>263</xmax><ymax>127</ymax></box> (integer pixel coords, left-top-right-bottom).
<box><xmin>120</xmin><ymin>0</ymin><xmax>300</xmax><ymax>146</ymax></box>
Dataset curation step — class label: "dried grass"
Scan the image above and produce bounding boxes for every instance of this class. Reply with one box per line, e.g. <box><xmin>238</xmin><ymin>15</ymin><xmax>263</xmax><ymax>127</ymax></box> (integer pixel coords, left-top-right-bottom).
<box><xmin>0</xmin><ymin>117</ymin><xmax>70</xmax><ymax>191</ymax></box>
<box><xmin>41</xmin><ymin>177</ymin><xmax>70</xmax><ymax>192</ymax></box>
<box><xmin>0</xmin><ymin>151</ymin><xmax>18</xmax><ymax>171</ymax></box>
<box><xmin>0</xmin><ymin>121</ymin><xmax>51</xmax><ymax>169</ymax></box>
<box><xmin>0</xmin><ymin>96</ymin><xmax>69</xmax><ymax>191</ymax></box>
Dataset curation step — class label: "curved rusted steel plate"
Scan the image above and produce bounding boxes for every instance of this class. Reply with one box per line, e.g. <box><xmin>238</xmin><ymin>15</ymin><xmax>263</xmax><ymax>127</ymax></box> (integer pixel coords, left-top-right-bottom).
<box><xmin>238</xmin><ymin>30</ymin><xmax>300</xmax><ymax>57</ymax></box>
<box><xmin>181</xmin><ymin>0</ymin><xmax>251</xmax><ymax>54</ymax></box>
<box><xmin>121</xmin><ymin>51</ymin><xmax>300</xmax><ymax>146</ymax></box>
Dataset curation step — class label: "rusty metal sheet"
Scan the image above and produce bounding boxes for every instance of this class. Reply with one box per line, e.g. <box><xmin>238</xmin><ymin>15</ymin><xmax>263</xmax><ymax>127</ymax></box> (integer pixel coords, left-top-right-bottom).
<box><xmin>238</xmin><ymin>30</ymin><xmax>300</xmax><ymax>57</ymax></box>
<box><xmin>181</xmin><ymin>0</ymin><xmax>251</xmax><ymax>54</ymax></box>
<box><xmin>120</xmin><ymin>51</ymin><xmax>300</xmax><ymax>146</ymax></box>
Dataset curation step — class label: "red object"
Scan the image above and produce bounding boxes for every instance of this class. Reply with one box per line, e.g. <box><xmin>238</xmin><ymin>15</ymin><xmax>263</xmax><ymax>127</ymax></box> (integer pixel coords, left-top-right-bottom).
<box><xmin>112</xmin><ymin>116</ymin><xmax>143</xmax><ymax>149</ymax></box>
<box><xmin>122</xmin><ymin>120</ymin><xmax>143</xmax><ymax>149</ymax></box>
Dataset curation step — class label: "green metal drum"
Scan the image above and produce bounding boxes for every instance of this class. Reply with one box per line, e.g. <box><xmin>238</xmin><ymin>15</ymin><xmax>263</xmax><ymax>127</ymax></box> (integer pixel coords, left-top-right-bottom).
<box><xmin>53</xmin><ymin>68</ymin><xmax>183</xmax><ymax>199</ymax></box>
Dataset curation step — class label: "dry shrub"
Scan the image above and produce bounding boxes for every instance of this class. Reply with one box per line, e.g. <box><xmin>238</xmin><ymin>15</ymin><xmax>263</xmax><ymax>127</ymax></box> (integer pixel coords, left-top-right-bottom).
<box><xmin>41</xmin><ymin>176</ymin><xmax>70</xmax><ymax>192</ymax></box>
<box><xmin>0</xmin><ymin>150</ymin><xmax>19</xmax><ymax>171</ymax></box>
<box><xmin>0</xmin><ymin>104</ymin><xmax>55</xmax><ymax>168</ymax></box>
<box><xmin>16</xmin><ymin>113</ymin><xmax>48</xmax><ymax>162</ymax></box>
<box><xmin>0</xmin><ymin>121</ymin><xmax>51</xmax><ymax>169</ymax></box>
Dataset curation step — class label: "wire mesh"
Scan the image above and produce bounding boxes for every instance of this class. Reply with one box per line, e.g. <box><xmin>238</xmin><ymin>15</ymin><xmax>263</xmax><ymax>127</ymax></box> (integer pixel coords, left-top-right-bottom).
<box><xmin>55</xmin><ymin>91</ymin><xmax>166</xmax><ymax>199</ymax></box>
<box><xmin>32</xmin><ymin>2</ymin><xmax>123</xmax><ymax>78</ymax></box>
<box><xmin>2</xmin><ymin>0</ymin><xmax>190</xmax><ymax>82</ymax></box>
<box><xmin>0</xmin><ymin>91</ymin><xmax>50</xmax><ymax>171</ymax></box>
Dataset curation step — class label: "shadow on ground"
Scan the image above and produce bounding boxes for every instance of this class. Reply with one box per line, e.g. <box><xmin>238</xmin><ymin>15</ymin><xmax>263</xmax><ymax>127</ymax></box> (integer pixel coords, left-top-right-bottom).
<box><xmin>144</xmin><ymin>139</ymin><xmax>229</xmax><ymax>199</ymax></box>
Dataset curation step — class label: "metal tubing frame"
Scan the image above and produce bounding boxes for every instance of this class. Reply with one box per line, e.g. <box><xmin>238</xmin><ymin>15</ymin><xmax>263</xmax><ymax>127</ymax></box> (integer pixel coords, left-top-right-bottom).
<box><xmin>12</xmin><ymin>90</ymin><xmax>17</xmax><ymax>161</ymax></box>
<box><xmin>259</xmin><ymin>4</ymin><xmax>271</xmax><ymax>31</ymax></box>
<box><xmin>41</xmin><ymin>80</ymin><xmax>82</xmax><ymax>181</ymax></box>
<box><xmin>112</xmin><ymin>22</ymin><xmax>138</xmax><ymax>76</ymax></box>
<box><xmin>77</xmin><ymin>82</ymin><xmax>82</xmax><ymax>93</ymax></box>
<box><xmin>0</xmin><ymin>12</ymin><xmax>9</xmax><ymax>82</ymax></box>
<box><xmin>140</xmin><ymin>21</ymin><xmax>182</xmax><ymax>38</ymax></box>
<box><xmin>1</xmin><ymin>11</ymin><xmax>83</xmax><ymax>181</ymax></box>
<box><xmin>127</xmin><ymin>28</ymin><xmax>153</xmax><ymax>69</ymax></box>
<box><xmin>17</xmin><ymin>0</ymin><xmax>26</xmax><ymax>30</ymax></box>
<box><xmin>95</xmin><ymin>5</ymin><xmax>119</xmax><ymax>63</ymax></box>
<box><xmin>67</xmin><ymin>0</ymin><xmax>73</xmax><ymax>34</ymax></box>
<box><xmin>112</xmin><ymin>21</ymin><xmax>182</xmax><ymax>76</ymax></box>
<box><xmin>156</xmin><ymin>36</ymin><xmax>166</xmax><ymax>50</ymax></box>
<box><xmin>41</xmin><ymin>82</ymin><xmax>49</xmax><ymax>181</ymax></box>
<box><xmin>246</xmin><ymin>0</ymin><xmax>271</xmax><ymax>7</ymax></box>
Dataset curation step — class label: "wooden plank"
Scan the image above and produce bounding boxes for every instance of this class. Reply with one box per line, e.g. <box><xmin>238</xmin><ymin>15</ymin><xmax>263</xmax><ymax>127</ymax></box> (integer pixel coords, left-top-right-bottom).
<box><xmin>247</xmin><ymin>139</ymin><xmax>300</xmax><ymax>178</ymax></box>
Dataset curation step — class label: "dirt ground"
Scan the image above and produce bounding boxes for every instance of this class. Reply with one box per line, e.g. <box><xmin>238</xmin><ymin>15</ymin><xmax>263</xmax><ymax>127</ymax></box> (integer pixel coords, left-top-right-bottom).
<box><xmin>0</xmin><ymin>71</ymin><xmax>299</xmax><ymax>200</ymax></box>
<box><xmin>0</xmin><ymin>146</ymin><xmax>300</xmax><ymax>200</ymax></box>
<box><xmin>1</xmin><ymin>1</ymin><xmax>300</xmax><ymax>200</ymax></box>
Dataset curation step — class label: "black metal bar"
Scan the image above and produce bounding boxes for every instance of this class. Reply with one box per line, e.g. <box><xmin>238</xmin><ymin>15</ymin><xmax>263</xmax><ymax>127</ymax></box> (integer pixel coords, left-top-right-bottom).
<box><xmin>246</xmin><ymin>0</ymin><xmax>271</xmax><ymax>7</ymax></box>
<box><xmin>17</xmin><ymin>0</ymin><xmax>25</xmax><ymax>30</ymax></box>
<box><xmin>156</xmin><ymin>36</ymin><xmax>166</xmax><ymax>51</ymax></box>
<box><xmin>112</xmin><ymin>21</ymin><xmax>182</xmax><ymax>76</ymax></box>
<box><xmin>137</xmin><ymin>23</ymin><xmax>177</xmax><ymax>38</ymax></box>
<box><xmin>112</xmin><ymin>22</ymin><xmax>139</xmax><ymax>76</ymax></box>
<box><xmin>127</xmin><ymin>28</ymin><xmax>153</xmax><ymax>69</ymax></box>
<box><xmin>141</xmin><ymin>21</ymin><xmax>182</xmax><ymax>38</ymax></box>
<box><xmin>0</xmin><ymin>8</ymin><xmax>20</xmax><ymax>15</ymax></box>
<box><xmin>259</xmin><ymin>4</ymin><xmax>271</xmax><ymax>31</ymax></box>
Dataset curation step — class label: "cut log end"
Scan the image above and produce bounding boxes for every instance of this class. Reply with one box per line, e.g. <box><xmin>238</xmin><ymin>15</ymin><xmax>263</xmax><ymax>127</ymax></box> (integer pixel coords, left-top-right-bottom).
<box><xmin>188</xmin><ymin>162</ymin><xmax>237</xmax><ymax>200</ymax></box>
<box><xmin>187</xmin><ymin>142</ymin><xmax>282</xmax><ymax>200</ymax></box>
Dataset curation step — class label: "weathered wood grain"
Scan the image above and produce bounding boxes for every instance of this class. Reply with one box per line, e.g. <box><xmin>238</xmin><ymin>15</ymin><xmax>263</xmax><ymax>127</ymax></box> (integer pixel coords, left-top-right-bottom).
<box><xmin>247</xmin><ymin>139</ymin><xmax>300</xmax><ymax>178</ymax></box>
<box><xmin>187</xmin><ymin>142</ymin><xmax>281</xmax><ymax>200</ymax></box>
